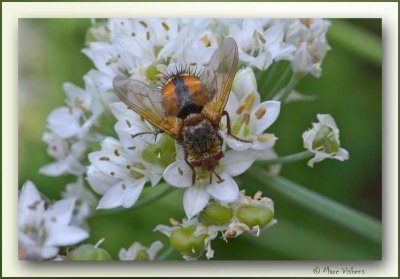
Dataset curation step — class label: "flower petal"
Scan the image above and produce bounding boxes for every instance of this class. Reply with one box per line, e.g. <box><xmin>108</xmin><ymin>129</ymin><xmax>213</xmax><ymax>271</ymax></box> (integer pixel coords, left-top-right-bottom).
<box><xmin>122</xmin><ymin>180</ymin><xmax>146</xmax><ymax>208</ymax></box>
<box><xmin>163</xmin><ymin>160</ymin><xmax>192</xmax><ymax>188</ymax></box>
<box><xmin>183</xmin><ymin>186</ymin><xmax>210</xmax><ymax>219</ymax></box>
<box><xmin>206</xmin><ymin>174</ymin><xmax>239</xmax><ymax>202</ymax></box>
<box><xmin>253</xmin><ymin>101</ymin><xmax>281</xmax><ymax>134</ymax></box>
<box><xmin>97</xmin><ymin>182</ymin><xmax>126</xmax><ymax>209</ymax></box>
<box><xmin>221</xmin><ymin>150</ymin><xmax>257</xmax><ymax>177</ymax></box>
<box><xmin>46</xmin><ymin>225</ymin><xmax>88</xmax><ymax>247</ymax></box>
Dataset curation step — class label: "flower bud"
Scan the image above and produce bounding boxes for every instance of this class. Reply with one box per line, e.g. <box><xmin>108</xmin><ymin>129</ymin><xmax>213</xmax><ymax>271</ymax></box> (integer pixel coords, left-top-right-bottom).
<box><xmin>311</xmin><ymin>125</ymin><xmax>339</xmax><ymax>153</ymax></box>
<box><xmin>236</xmin><ymin>205</ymin><xmax>274</xmax><ymax>229</ymax></box>
<box><xmin>66</xmin><ymin>244</ymin><xmax>112</xmax><ymax>261</ymax></box>
<box><xmin>199</xmin><ymin>202</ymin><xmax>233</xmax><ymax>226</ymax></box>
<box><xmin>169</xmin><ymin>226</ymin><xmax>207</xmax><ymax>258</ymax></box>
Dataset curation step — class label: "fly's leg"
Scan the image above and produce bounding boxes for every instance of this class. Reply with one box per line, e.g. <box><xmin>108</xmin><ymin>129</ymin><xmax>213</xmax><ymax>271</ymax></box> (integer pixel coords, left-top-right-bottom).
<box><xmin>131</xmin><ymin>130</ymin><xmax>163</xmax><ymax>142</ymax></box>
<box><xmin>213</xmin><ymin>170</ymin><xmax>224</xmax><ymax>184</ymax></box>
<box><xmin>221</xmin><ymin>111</ymin><xmax>252</xmax><ymax>143</ymax></box>
<box><xmin>184</xmin><ymin>150</ymin><xmax>196</xmax><ymax>185</ymax></box>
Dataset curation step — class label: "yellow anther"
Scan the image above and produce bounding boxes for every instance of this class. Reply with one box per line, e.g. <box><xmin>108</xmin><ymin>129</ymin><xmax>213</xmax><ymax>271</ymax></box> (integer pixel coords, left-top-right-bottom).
<box><xmin>254</xmin><ymin>191</ymin><xmax>263</xmax><ymax>200</ymax></box>
<box><xmin>301</xmin><ymin>18</ymin><xmax>314</xmax><ymax>26</ymax></box>
<box><xmin>201</xmin><ymin>34</ymin><xmax>211</xmax><ymax>47</ymax></box>
<box><xmin>169</xmin><ymin>218</ymin><xmax>180</xmax><ymax>226</ymax></box>
<box><xmin>161</xmin><ymin>22</ymin><xmax>170</xmax><ymax>31</ymax></box>
<box><xmin>139</xmin><ymin>21</ymin><xmax>148</xmax><ymax>28</ymax></box>
<box><xmin>242</xmin><ymin>112</ymin><xmax>250</xmax><ymax>125</ymax></box>
<box><xmin>257</xmin><ymin>135</ymin><xmax>271</xmax><ymax>142</ymax></box>
<box><xmin>236</xmin><ymin>103</ymin><xmax>245</xmax><ymax>115</ymax></box>
<box><xmin>255</xmin><ymin>106</ymin><xmax>266</xmax><ymax>119</ymax></box>
<box><xmin>244</xmin><ymin>93</ymin><xmax>255</xmax><ymax>111</ymax></box>
<box><xmin>105</xmin><ymin>56</ymin><xmax>119</xmax><ymax>66</ymax></box>
<box><xmin>146</xmin><ymin>31</ymin><xmax>150</xmax><ymax>41</ymax></box>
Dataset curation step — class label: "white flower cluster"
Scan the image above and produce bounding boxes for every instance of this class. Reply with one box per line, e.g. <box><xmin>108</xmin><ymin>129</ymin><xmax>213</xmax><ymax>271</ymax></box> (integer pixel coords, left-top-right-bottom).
<box><xmin>25</xmin><ymin>18</ymin><xmax>339</xmax><ymax>261</ymax></box>
<box><xmin>18</xmin><ymin>181</ymin><xmax>88</xmax><ymax>260</ymax></box>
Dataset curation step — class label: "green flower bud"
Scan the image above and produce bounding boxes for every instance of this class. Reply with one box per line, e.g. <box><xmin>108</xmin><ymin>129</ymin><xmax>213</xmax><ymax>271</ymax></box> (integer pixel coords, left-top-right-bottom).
<box><xmin>66</xmin><ymin>244</ymin><xmax>112</xmax><ymax>261</ymax></box>
<box><xmin>169</xmin><ymin>227</ymin><xmax>207</xmax><ymax>258</ymax></box>
<box><xmin>236</xmin><ymin>205</ymin><xmax>274</xmax><ymax>229</ymax></box>
<box><xmin>134</xmin><ymin>249</ymin><xmax>149</xmax><ymax>261</ymax></box>
<box><xmin>199</xmin><ymin>202</ymin><xmax>233</xmax><ymax>226</ymax></box>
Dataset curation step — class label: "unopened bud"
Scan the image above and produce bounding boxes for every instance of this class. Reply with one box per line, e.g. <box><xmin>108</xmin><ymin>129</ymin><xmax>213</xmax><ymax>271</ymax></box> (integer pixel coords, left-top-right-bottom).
<box><xmin>169</xmin><ymin>227</ymin><xmax>207</xmax><ymax>258</ymax></box>
<box><xmin>66</xmin><ymin>244</ymin><xmax>112</xmax><ymax>261</ymax></box>
<box><xmin>236</xmin><ymin>205</ymin><xmax>274</xmax><ymax>229</ymax></box>
<box><xmin>199</xmin><ymin>202</ymin><xmax>233</xmax><ymax>226</ymax></box>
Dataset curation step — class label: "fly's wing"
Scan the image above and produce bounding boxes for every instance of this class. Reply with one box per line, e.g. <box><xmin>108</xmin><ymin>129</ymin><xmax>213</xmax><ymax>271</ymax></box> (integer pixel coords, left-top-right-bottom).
<box><xmin>200</xmin><ymin>37</ymin><xmax>239</xmax><ymax>124</ymax></box>
<box><xmin>113</xmin><ymin>77</ymin><xmax>182</xmax><ymax>139</ymax></box>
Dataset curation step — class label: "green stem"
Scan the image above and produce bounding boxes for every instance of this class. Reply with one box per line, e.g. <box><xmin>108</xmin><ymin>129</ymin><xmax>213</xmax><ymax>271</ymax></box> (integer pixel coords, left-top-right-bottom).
<box><xmin>260</xmin><ymin>62</ymin><xmax>279</xmax><ymax>97</ymax></box>
<box><xmin>245</xmin><ymin>167</ymin><xmax>382</xmax><ymax>243</ymax></box>
<box><xmin>275</xmin><ymin>73</ymin><xmax>299</xmax><ymax>102</ymax></box>
<box><xmin>156</xmin><ymin>246</ymin><xmax>175</xmax><ymax>261</ymax></box>
<box><xmin>255</xmin><ymin>150</ymin><xmax>313</xmax><ymax>165</ymax></box>
<box><xmin>328</xmin><ymin>19</ymin><xmax>381</xmax><ymax>66</ymax></box>
<box><xmin>131</xmin><ymin>184</ymin><xmax>174</xmax><ymax>210</ymax></box>
<box><xmin>265</xmin><ymin>66</ymin><xmax>291</xmax><ymax>100</ymax></box>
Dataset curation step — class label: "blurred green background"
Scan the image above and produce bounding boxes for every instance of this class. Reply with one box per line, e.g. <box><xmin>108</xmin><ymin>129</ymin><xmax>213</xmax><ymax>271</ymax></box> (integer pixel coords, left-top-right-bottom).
<box><xmin>18</xmin><ymin>19</ymin><xmax>382</xmax><ymax>260</ymax></box>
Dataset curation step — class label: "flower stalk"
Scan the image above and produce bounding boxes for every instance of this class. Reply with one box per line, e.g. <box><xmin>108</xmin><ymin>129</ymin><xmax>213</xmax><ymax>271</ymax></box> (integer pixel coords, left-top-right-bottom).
<box><xmin>255</xmin><ymin>151</ymin><xmax>313</xmax><ymax>165</ymax></box>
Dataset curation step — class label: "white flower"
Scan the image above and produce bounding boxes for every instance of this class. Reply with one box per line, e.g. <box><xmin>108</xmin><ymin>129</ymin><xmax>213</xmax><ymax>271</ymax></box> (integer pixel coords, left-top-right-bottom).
<box><xmin>228</xmin><ymin>19</ymin><xmax>295</xmax><ymax>70</ymax></box>
<box><xmin>225</xmin><ymin>68</ymin><xmax>281</xmax><ymax>151</ymax></box>
<box><xmin>61</xmin><ymin>177</ymin><xmax>98</xmax><ymax>229</ymax></box>
<box><xmin>302</xmin><ymin>114</ymin><xmax>349</xmax><ymax>167</ymax></box>
<box><xmin>285</xmin><ymin>19</ymin><xmax>331</xmax><ymax>77</ymax></box>
<box><xmin>39</xmin><ymin>132</ymin><xmax>87</xmax><ymax>176</ymax></box>
<box><xmin>163</xmin><ymin>148</ymin><xmax>257</xmax><ymax>219</ymax></box>
<box><xmin>119</xmin><ymin>241</ymin><xmax>163</xmax><ymax>261</ymax></box>
<box><xmin>40</xmin><ymin>74</ymin><xmax>110</xmax><ymax>177</ymax></box>
<box><xmin>87</xmin><ymin>136</ymin><xmax>163</xmax><ymax>210</ymax></box>
<box><xmin>18</xmin><ymin>181</ymin><xmax>88</xmax><ymax>260</ymax></box>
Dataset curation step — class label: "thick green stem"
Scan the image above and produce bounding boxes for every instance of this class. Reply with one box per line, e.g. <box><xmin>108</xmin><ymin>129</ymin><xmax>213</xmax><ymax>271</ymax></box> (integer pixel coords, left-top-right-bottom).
<box><xmin>255</xmin><ymin>150</ymin><xmax>313</xmax><ymax>165</ymax></box>
<box><xmin>245</xmin><ymin>167</ymin><xmax>382</xmax><ymax>243</ymax></box>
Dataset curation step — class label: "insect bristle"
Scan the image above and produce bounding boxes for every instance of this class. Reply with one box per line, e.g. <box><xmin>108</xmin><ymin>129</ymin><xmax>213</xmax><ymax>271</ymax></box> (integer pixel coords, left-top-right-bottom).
<box><xmin>156</xmin><ymin>63</ymin><xmax>202</xmax><ymax>91</ymax></box>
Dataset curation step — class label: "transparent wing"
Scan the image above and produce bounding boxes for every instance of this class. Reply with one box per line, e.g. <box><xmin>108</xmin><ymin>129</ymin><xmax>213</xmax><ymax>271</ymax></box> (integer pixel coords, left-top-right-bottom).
<box><xmin>200</xmin><ymin>37</ymin><xmax>239</xmax><ymax>123</ymax></box>
<box><xmin>113</xmin><ymin>77</ymin><xmax>182</xmax><ymax>139</ymax></box>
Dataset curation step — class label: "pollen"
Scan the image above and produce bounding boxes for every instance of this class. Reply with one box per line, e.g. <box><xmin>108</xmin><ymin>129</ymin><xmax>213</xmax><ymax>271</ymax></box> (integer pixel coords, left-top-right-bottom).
<box><xmin>257</xmin><ymin>135</ymin><xmax>271</xmax><ymax>142</ymax></box>
<box><xmin>125</xmin><ymin>119</ymin><xmax>132</xmax><ymax>128</ymax></box>
<box><xmin>236</xmin><ymin>103</ymin><xmax>245</xmax><ymax>115</ymax></box>
<box><xmin>242</xmin><ymin>112</ymin><xmax>250</xmax><ymax>125</ymax></box>
<box><xmin>114</xmin><ymin>149</ymin><xmax>120</xmax><ymax>157</ymax></box>
<box><xmin>99</xmin><ymin>156</ymin><xmax>110</xmax><ymax>161</ymax></box>
<box><xmin>146</xmin><ymin>31</ymin><xmax>150</xmax><ymax>41</ymax></box>
<box><xmin>255</xmin><ymin>106</ymin><xmax>266</xmax><ymax>119</ymax></box>
<box><xmin>244</xmin><ymin>93</ymin><xmax>255</xmax><ymax>111</ymax></box>
<box><xmin>121</xmin><ymin>183</ymin><xmax>126</xmax><ymax>189</ymax></box>
<box><xmin>110</xmin><ymin>171</ymin><xmax>115</xmax><ymax>176</ymax></box>
<box><xmin>178</xmin><ymin>168</ymin><xmax>184</xmax><ymax>176</ymax></box>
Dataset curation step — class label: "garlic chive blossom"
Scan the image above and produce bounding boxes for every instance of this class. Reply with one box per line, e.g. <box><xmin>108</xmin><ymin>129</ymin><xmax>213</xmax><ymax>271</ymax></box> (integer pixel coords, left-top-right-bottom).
<box><xmin>302</xmin><ymin>114</ymin><xmax>349</xmax><ymax>167</ymax></box>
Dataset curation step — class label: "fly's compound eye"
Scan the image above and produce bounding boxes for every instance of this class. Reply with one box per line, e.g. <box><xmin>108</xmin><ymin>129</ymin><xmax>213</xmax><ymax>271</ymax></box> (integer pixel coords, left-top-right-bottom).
<box><xmin>212</xmin><ymin>150</ymin><xmax>224</xmax><ymax>160</ymax></box>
